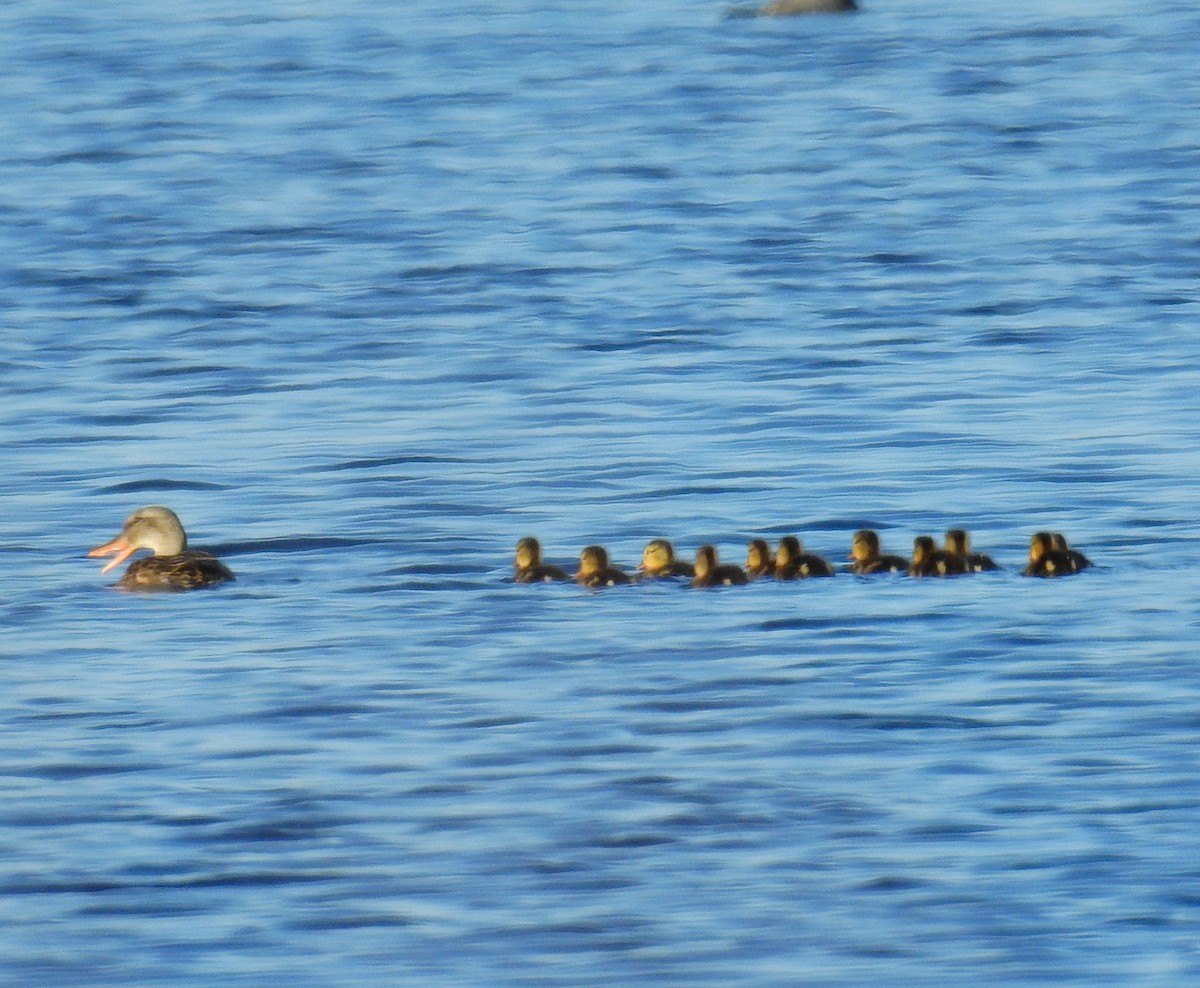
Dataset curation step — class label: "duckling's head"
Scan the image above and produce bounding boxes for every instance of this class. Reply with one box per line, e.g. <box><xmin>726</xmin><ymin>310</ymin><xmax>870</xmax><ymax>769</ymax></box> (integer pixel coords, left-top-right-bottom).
<box><xmin>775</xmin><ymin>535</ymin><xmax>802</xmax><ymax>567</ymax></box>
<box><xmin>515</xmin><ymin>536</ymin><xmax>542</xmax><ymax>570</ymax></box>
<box><xmin>1050</xmin><ymin>533</ymin><xmax>1070</xmax><ymax>552</ymax></box>
<box><xmin>850</xmin><ymin>529</ymin><xmax>880</xmax><ymax>562</ymax></box>
<box><xmin>577</xmin><ymin>545</ymin><xmax>610</xmax><ymax>577</ymax></box>
<box><xmin>912</xmin><ymin>535</ymin><xmax>936</xmax><ymax>565</ymax></box>
<box><xmin>944</xmin><ymin>529</ymin><xmax>970</xmax><ymax>555</ymax></box>
<box><xmin>89</xmin><ymin>505</ymin><xmax>188</xmax><ymax>574</ymax></box>
<box><xmin>693</xmin><ymin>544</ymin><xmax>719</xmax><ymax>579</ymax></box>
<box><xmin>1029</xmin><ymin>532</ymin><xmax>1055</xmax><ymax>563</ymax></box>
<box><xmin>746</xmin><ymin>539</ymin><xmax>771</xmax><ymax>571</ymax></box>
<box><xmin>639</xmin><ymin>538</ymin><xmax>676</xmax><ymax>575</ymax></box>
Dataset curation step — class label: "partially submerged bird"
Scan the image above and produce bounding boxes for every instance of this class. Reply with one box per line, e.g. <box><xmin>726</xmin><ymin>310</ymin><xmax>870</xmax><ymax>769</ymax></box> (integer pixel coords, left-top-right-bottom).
<box><xmin>692</xmin><ymin>545</ymin><xmax>748</xmax><ymax>588</ymax></box>
<box><xmin>848</xmin><ymin>529</ymin><xmax>909</xmax><ymax>575</ymax></box>
<box><xmin>513</xmin><ymin>536</ymin><xmax>569</xmax><ymax>583</ymax></box>
<box><xmin>909</xmin><ymin>535</ymin><xmax>968</xmax><ymax>577</ymax></box>
<box><xmin>89</xmin><ymin>505</ymin><xmax>235</xmax><ymax>591</ymax></box>
<box><xmin>1050</xmin><ymin>533</ymin><xmax>1092</xmax><ymax>572</ymax></box>
<box><xmin>744</xmin><ymin>539</ymin><xmax>775</xmax><ymax>580</ymax></box>
<box><xmin>774</xmin><ymin>535</ymin><xmax>835</xmax><ymax>579</ymax></box>
<box><xmin>638</xmin><ymin>538</ymin><xmax>695</xmax><ymax>579</ymax></box>
<box><xmin>944</xmin><ymin>529</ymin><xmax>999</xmax><ymax>572</ymax></box>
<box><xmin>576</xmin><ymin>545</ymin><xmax>633</xmax><ymax>588</ymax></box>
<box><xmin>1023</xmin><ymin>531</ymin><xmax>1078</xmax><ymax>577</ymax></box>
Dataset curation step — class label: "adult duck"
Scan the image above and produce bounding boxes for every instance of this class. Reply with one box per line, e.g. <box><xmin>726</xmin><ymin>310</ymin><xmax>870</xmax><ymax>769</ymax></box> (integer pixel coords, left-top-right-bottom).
<box><xmin>89</xmin><ymin>505</ymin><xmax>235</xmax><ymax>591</ymax></box>
<box><xmin>944</xmin><ymin>529</ymin><xmax>999</xmax><ymax>572</ymax></box>
<box><xmin>774</xmin><ymin>535</ymin><xmax>835</xmax><ymax>579</ymax></box>
<box><xmin>576</xmin><ymin>545</ymin><xmax>633</xmax><ymax>588</ymax></box>
<box><xmin>848</xmin><ymin>529</ymin><xmax>908</xmax><ymax>575</ymax></box>
<box><xmin>727</xmin><ymin>0</ymin><xmax>857</xmax><ymax>17</ymax></box>
<box><xmin>637</xmin><ymin>538</ymin><xmax>695</xmax><ymax>578</ymax></box>
<box><xmin>909</xmin><ymin>535</ymin><xmax>968</xmax><ymax>577</ymax></box>
<box><xmin>513</xmin><ymin>536</ymin><xmax>569</xmax><ymax>583</ymax></box>
<box><xmin>692</xmin><ymin>545</ymin><xmax>748</xmax><ymax>588</ymax></box>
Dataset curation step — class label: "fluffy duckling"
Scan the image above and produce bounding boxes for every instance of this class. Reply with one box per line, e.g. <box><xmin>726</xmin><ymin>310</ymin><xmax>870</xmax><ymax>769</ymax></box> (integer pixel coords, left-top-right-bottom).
<box><xmin>692</xmin><ymin>545</ymin><xmax>748</xmax><ymax>588</ymax></box>
<box><xmin>89</xmin><ymin>505</ymin><xmax>235</xmax><ymax>591</ymax></box>
<box><xmin>909</xmin><ymin>535</ymin><xmax>968</xmax><ymax>577</ymax></box>
<box><xmin>745</xmin><ymin>539</ymin><xmax>775</xmax><ymax>580</ymax></box>
<box><xmin>1051</xmin><ymin>533</ymin><xmax>1092</xmax><ymax>572</ymax></box>
<box><xmin>848</xmin><ymin>529</ymin><xmax>909</xmax><ymax>575</ymax></box>
<box><xmin>1023</xmin><ymin>532</ymin><xmax>1077</xmax><ymax>577</ymax></box>
<box><xmin>637</xmin><ymin>538</ymin><xmax>695</xmax><ymax>579</ymax></box>
<box><xmin>774</xmin><ymin>535</ymin><xmax>835</xmax><ymax>579</ymax></box>
<box><xmin>576</xmin><ymin>545</ymin><xmax>633</xmax><ymax>588</ymax></box>
<box><xmin>943</xmin><ymin>529</ymin><xmax>999</xmax><ymax>572</ymax></box>
<box><xmin>513</xmin><ymin>536</ymin><xmax>569</xmax><ymax>583</ymax></box>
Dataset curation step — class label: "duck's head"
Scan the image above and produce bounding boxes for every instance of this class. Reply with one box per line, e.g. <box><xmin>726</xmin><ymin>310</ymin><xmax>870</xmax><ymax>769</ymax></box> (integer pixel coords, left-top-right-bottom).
<box><xmin>693</xmin><ymin>544</ymin><xmax>719</xmax><ymax>579</ymax></box>
<box><xmin>944</xmin><ymin>529</ymin><xmax>970</xmax><ymax>555</ymax></box>
<box><xmin>775</xmin><ymin>535</ymin><xmax>802</xmax><ymax>568</ymax></box>
<box><xmin>1050</xmin><ymin>533</ymin><xmax>1070</xmax><ymax>552</ymax></box>
<box><xmin>849</xmin><ymin>529</ymin><xmax>880</xmax><ymax>562</ymax></box>
<box><xmin>911</xmin><ymin>535</ymin><xmax>936</xmax><ymax>565</ymax></box>
<box><xmin>1029</xmin><ymin>531</ymin><xmax>1055</xmax><ymax>563</ymax></box>
<box><xmin>515</xmin><ymin>536</ymin><xmax>542</xmax><ymax>570</ymax></box>
<box><xmin>638</xmin><ymin>538</ymin><xmax>676</xmax><ymax>575</ymax></box>
<box><xmin>746</xmin><ymin>539</ymin><xmax>771</xmax><ymax>571</ymax></box>
<box><xmin>89</xmin><ymin>505</ymin><xmax>187</xmax><ymax>574</ymax></box>
<box><xmin>577</xmin><ymin>545</ymin><xmax>610</xmax><ymax>579</ymax></box>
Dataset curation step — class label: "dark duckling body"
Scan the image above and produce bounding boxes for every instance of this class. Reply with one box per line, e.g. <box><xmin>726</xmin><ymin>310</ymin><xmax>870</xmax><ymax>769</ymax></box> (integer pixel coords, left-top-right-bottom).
<box><xmin>513</xmin><ymin>536</ymin><xmax>569</xmax><ymax>583</ymax></box>
<box><xmin>1023</xmin><ymin>532</ymin><xmax>1077</xmax><ymax>577</ymax></box>
<box><xmin>909</xmin><ymin>535</ymin><xmax>968</xmax><ymax>577</ymax></box>
<box><xmin>848</xmin><ymin>529</ymin><xmax>909</xmax><ymax>575</ymax></box>
<box><xmin>774</xmin><ymin>535</ymin><xmax>835</xmax><ymax>579</ymax></box>
<box><xmin>89</xmin><ymin>505</ymin><xmax>235</xmax><ymax>591</ymax></box>
<box><xmin>745</xmin><ymin>539</ymin><xmax>775</xmax><ymax>579</ymax></box>
<box><xmin>692</xmin><ymin>545</ymin><xmax>749</xmax><ymax>588</ymax></box>
<box><xmin>944</xmin><ymin>529</ymin><xmax>999</xmax><ymax>572</ymax></box>
<box><xmin>576</xmin><ymin>545</ymin><xmax>633</xmax><ymax>588</ymax></box>
<box><xmin>1051</xmin><ymin>533</ymin><xmax>1092</xmax><ymax>572</ymax></box>
<box><xmin>638</xmin><ymin>538</ymin><xmax>695</xmax><ymax>579</ymax></box>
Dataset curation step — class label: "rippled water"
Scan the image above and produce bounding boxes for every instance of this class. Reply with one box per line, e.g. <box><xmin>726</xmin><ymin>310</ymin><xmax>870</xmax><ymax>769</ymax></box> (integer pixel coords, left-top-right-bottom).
<box><xmin>4</xmin><ymin>0</ymin><xmax>1200</xmax><ymax>984</ymax></box>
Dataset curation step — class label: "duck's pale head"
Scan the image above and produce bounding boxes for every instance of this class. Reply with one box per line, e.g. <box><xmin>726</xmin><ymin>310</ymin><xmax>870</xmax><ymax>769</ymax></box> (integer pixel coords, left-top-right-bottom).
<box><xmin>89</xmin><ymin>505</ymin><xmax>188</xmax><ymax>574</ymax></box>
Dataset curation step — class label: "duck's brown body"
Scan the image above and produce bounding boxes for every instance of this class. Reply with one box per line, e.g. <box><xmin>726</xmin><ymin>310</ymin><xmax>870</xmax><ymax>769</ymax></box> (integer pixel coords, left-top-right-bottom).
<box><xmin>848</xmin><ymin>529</ymin><xmax>908</xmax><ymax>575</ymax></box>
<box><xmin>909</xmin><ymin>536</ymin><xmax>968</xmax><ymax>577</ymax></box>
<box><xmin>513</xmin><ymin>537</ymin><xmax>569</xmax><ymax>583</ymax></box>
<box><xmin>943</xmin><ymin>529</ymin><xmax>999</xmax><ymax>572</ymax></box>
<box><xmin>576</xmin><ymin>545</ymin><xmax>633</xmax><ymax>588</ymax></box>
<box><xmin>1024</xmin><ymin>532</ymin><xmax>1083</xmax><ymax>577</ymax></box>
<box><xmin>692</xmin><ymin>545</ymin><xmax>748</xmax><ymax>588</ymax></box>
<box><xmin>90</xmin><ymin>506</ymin><xmax>234</xmax><ymax>591</ymax></box>
<box><xmin>774</xmin><ymin>535</ymin><xmax>835</xmax><ymax>579</ymax></box>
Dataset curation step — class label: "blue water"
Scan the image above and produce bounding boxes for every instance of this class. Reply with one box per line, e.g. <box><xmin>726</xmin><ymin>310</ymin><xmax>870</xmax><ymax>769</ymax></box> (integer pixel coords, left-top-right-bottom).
<box><xmin>4</xmin><ymin>0</ymin><xmax>1200</xmax><ymax>983</ymax></box>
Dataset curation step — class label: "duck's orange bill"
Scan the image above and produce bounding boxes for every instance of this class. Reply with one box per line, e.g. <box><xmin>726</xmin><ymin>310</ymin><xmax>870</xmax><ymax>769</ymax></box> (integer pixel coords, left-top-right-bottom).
<box><xmin>89</xmin><ymin>536</ymin><xmax>137</xmax><ymax>575</ymax></box>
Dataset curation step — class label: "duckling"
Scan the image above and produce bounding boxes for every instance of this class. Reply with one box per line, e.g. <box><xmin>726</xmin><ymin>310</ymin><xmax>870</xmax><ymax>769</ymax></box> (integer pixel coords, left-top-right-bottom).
<box><xmin>513</xmin><ymin>536</ymin><xmax>569</xmax><ymax>583</ymax></box>
<box><xmin>1050</xmin><ymin>533</ymin><xmax>1092</xmax><ymax>572</ymax></box>
<box><xmin>576</xmin><ymin>545</ymin><xmax>633</xmax><ymax>588</ymax></box>
<box><xmin>692</xmin><ymin>545</ymin><xmax>748</xmax><ymax>588</ymax></box>
<box><xmin>637</xmin><ymin>538</ymin><xmax>695</xmax><ymax>579</ymax></box>
<box><xmin>774</xmin><ymin>535</ymin><xmax>835</xmax><ymax>579</ymax></box>
<box><xmin>88</xmin><ymin>505</ymin><xmax>235</xmax><ymax>591</ymax></box>
<box><xmin>909</xmin><ymin>535</ymin><xmax>968</xmax><ymax>577</ymax></box>
<box><xmin>1023</xmin><ymin>532</ymin><xmax>1077</xmax><ymax>577</ymax></box>
<box><xmin>943</xmin><ymin>529</ymin><xmax>999</xmax><ymax>572</ymax></box>
<box><xmin>745</xmin><ymin>539</ymin><xmax>775</xmax><ymax>580</ymax></box>
<box><xmin>848</xmin><ymin>529</ymin><xmax>909</xmax><ymax>575</ymax></box>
